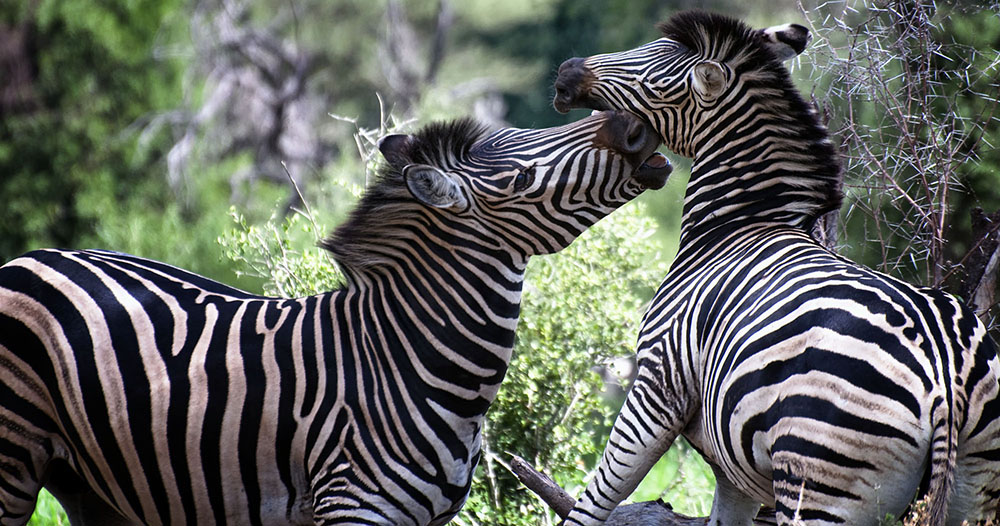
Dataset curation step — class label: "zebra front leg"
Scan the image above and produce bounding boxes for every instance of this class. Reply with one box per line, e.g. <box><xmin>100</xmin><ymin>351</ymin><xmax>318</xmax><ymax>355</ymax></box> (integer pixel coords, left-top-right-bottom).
<box><xmin>563</xmin><ymin>354</ymin><xmax>694</xmax><ymax>526</ymax></box>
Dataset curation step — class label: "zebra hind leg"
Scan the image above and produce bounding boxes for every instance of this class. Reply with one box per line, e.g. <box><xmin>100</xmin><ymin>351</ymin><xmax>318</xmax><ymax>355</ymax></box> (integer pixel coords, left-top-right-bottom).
<box><xmin>948</xmin><ymin>423</ymin><xmax>1000</xmax><ymax>523</ymax></box>
<box><xmin>770</xmin><ymin>450</ymin><xmax>919</xmax><ymax>526</ymax></box>
<box><xmin>0</xmin><ymin>355</ymin><xmax>54</xmax><ymax>525</ymax></box>
<box><xmin>0</xmin><ymin>461</ymin><xmax>39</xmax><ymax>526</ymax></box>
<box><xmin>707</xmin><ymin>467</ymin><xmax>759</xmax><ymax>526</ymax></box>
<box><xmin>0</xmin><ymin>428</ymin><xmax>46</xmax><ymax>526</ymax></box>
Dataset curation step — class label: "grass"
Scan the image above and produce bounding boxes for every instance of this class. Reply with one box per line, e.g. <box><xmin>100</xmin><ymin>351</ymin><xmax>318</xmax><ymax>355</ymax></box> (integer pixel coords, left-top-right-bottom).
<box><xmin>27</xmin><ymin>489</ymin><xmax>68</xmax><ymax>526</ymax></box>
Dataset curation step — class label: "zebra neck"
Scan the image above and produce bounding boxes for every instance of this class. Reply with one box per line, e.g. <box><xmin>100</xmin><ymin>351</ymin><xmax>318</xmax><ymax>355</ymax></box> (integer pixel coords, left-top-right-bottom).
<box><xmin>347</xmin><ymin>247</ymin><xmax>526</xmax><ymax>405</ymax></box>
<box><xmin>679</xmin><ymin>119</ymin><xmax>842</xmax><ymax>247</ymax></box>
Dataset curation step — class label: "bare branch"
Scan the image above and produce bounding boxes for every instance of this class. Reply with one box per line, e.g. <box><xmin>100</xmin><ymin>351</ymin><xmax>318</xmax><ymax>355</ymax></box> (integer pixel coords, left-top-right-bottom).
<box><xmin>510</xmin><ymin>455</ymin><xmax>777</xmax><ymax>526</ymax></box>
<box><xmin>801</xmin><ymin>0</ymin><xmax>1000</xmax><ymax>290</ymax></box>
<box><xmin>509</xmin><ymin>455</ymin><xmax>576</xmax><ymax>518</ymax></box>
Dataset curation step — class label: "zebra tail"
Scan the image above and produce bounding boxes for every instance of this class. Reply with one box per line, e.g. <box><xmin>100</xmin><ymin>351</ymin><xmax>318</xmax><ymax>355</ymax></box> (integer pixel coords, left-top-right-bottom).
<box><xmin>925</xmin><ymin>395</ymin><xmax>958</xmax><ymax>526</ymax></box>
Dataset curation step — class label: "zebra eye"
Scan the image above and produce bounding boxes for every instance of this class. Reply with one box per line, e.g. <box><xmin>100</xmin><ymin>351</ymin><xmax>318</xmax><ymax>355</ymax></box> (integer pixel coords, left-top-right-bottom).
<box><xmin>512</xmin><ymin>165</ymin><xmax>536</xmax><ymax>192</ymax></box>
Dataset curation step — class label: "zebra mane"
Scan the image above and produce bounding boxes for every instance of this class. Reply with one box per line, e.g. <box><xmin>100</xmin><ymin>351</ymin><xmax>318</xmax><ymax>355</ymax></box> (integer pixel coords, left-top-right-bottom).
<box><xmin>395</xmin><ymin>118</ymin><xmax>489</xmax><ymax>168</ymax></box>
<box><xmin>320</xmin><ymin>118</ymin><xmax>490</xmax><ymax>277</ymax></box>
<box><xmin>657</xmin><ymin>11</ymin><xmax>771</xmax><ymax>67</ymax></box>
<box><xmin>660</xmin><ymin>10</ymin><xmax>843</xmax><ymax>224</ymax></box>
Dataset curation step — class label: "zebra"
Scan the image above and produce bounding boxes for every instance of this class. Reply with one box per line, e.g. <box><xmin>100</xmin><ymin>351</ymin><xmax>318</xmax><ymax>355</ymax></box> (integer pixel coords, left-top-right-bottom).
<box><xmin>551</xmin><ymin>11</ymin><xmax>1000</xmax><ymax>526</ymax></box>
<box><xmin>0</xmin><ymin>110</ymin><xmax>672</xmax><ymax>526</ymax></box>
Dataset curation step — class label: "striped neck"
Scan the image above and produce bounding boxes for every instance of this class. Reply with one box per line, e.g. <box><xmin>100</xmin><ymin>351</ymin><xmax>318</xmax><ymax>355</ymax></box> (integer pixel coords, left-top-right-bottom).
<box><xmin>339</xmin><ymin>220</ymin><xmax>526</xmax><ymax>407</ymax></box>
<box><xmin>678</xmin><ymin>92</ymin><xmax>842</xmax><ymax>247</ymax></box>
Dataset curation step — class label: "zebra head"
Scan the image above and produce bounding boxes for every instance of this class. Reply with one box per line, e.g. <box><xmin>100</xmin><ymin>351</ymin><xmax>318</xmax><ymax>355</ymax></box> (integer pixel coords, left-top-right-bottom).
<box><xmin>553</xmin><ymin>11</ymin><xmax>810</xmax><ymax>158</ymax></box>
<box><xmin>326</xmin><ymin>111</ymin><xmax>670</xmax><ymax>274</ymax></box>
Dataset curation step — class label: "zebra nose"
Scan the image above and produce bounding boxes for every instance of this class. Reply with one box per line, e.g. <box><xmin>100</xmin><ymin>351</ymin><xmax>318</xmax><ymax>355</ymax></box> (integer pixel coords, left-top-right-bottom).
<box><xmin>605</xmin><ymin>112</ymin><xmax>656</xmax><ymax>155</ymax></box>
<box><xmin>553</xmin><ymin>57</ymin><xmax>594</xmax><ymax>114</ymax></box>
<box><xmin>623</xmin><ymin>118</ymin><xmax>649</xmax><ymax>154</ymax></box>
<box><xmin>601</xmin><ymin>112</ymin><xmax>671</xmax><ymax>189</ymax></box>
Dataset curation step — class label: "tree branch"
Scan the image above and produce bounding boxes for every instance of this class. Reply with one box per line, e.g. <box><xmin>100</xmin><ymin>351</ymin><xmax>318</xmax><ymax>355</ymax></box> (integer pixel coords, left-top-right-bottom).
<box><xmin>510</xmin><ymin>455</ymin><xmax>776</xmax><ymax>526</ymax></box>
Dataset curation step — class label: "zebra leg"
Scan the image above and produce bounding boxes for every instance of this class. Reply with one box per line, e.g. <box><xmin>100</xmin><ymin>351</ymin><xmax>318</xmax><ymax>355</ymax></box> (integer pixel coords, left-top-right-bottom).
<box><xmin>770</xmin><ymin>446</ymin><xmax>920</xmax><ymax>526</ymax></box>
<box><xmin>949</xmin><ymin>400</ymin><xmax>1000</xmax><ymax>522</ymax></box>
<box><xmin>0</xmin><ymin>436</ymin><xmax>47</xmax><ymax>525</ymax></box>
<box><xmin>0</xmin><ymin>451</ymin><xmax>40</xmax><ymax>526</ymax></box>
<box><xmin>946</xmin><ymin>342</ymin><xmax>1000</xmax><ymax>524</ymax></box>
<box><xmin>563</xmin><ymin>351</ymin><xmax>693</xmax><ymax>525</ymax></box>
<box><xmin>0</xmin><ymin>348</ymin><xmax>53</xmax><ymax>526</ymax></box>
<box><xmin>707</xmin><ymin>466</ymin><xmax>759</xmax><ymax>526</ymax></box>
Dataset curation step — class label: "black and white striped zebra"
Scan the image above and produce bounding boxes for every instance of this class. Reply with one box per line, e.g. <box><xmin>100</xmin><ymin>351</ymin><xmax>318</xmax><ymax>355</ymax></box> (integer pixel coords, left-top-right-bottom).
<box><xmin>0</xmin><ymin>111</ymin><xmax>671</xmax><ymax>526</ymax></box>
<box><xmin>552</xmin><ymin>11</ymin><xmax>1000</xmax><ymax>526</ymax></box>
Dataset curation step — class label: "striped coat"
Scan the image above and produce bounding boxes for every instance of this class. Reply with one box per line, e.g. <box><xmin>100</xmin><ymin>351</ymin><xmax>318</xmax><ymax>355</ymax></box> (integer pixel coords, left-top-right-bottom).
<box><xmin>553</xmin><ymin>11</ymin><xmax>1000</xmax><ymax>526</ymax></box>
<box><xmin>0</xmin><ymin>112</ymin><xmax>671</xmax><ymax>525</ymax></box>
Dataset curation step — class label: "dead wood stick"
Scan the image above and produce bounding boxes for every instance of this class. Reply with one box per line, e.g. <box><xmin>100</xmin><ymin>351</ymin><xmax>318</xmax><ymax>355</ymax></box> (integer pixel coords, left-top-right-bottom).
<box><xmin>510</xmin><ymin>454</ymin><xmax>779</xmax><ymax>526</ymax></box>
<box><xmin>510</xmin><ymin>454</ymin><xmax>707</xmax><ymax>525</ymax></box>
<box><xmin>509</xmin><ymin>454</ymin><xmax>577</xmax><ymax>517</ymax></box>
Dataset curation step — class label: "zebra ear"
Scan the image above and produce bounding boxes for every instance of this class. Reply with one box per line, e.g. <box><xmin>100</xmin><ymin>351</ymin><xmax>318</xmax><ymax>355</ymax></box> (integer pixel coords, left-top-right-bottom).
<box><xmin>378</xmin><ymin>134</ymin><xmax>413</xmax><ymax>166</ymax></box>
<box><xmin>691</xmin><ymin>61</ymin><xmax>728</xmax><ymax>101</ymax></box>
<box><xmin>760</xmin><ymin>23</ymin><xmax>811</xmax><ymax>61</ymax></box>
<box><xmin>403</xmin><ymin>164</ymin><xmax>468</xmax><ymax>210</ymax></box>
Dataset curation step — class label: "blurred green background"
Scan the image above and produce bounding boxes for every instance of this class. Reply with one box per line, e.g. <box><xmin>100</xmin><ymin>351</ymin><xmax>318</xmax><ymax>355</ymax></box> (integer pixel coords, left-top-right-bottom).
<box><xmin>3</xmin><ymin>0</ymin><xmax>999</xmax><ymax>524</ymax></box>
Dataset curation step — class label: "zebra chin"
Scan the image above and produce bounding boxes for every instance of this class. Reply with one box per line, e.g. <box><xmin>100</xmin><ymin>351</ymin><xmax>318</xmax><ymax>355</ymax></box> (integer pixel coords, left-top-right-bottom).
<box><xmin>633</xmin><ymin>151</ymin><xmax>672</xmax><ymax>190</ymax></box>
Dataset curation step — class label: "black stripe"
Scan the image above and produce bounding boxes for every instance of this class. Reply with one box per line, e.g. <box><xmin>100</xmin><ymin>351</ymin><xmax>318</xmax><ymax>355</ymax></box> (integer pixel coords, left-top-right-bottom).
<box><xmin>238</xmin><ymin>300</ymin><xmax>266</xmax><ymax>526</ymax></box>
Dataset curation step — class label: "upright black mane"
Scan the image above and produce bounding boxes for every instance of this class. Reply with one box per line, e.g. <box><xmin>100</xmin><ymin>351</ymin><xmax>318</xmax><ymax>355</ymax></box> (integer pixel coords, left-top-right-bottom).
<box><xmin>319</xmin><ymin>118</ymin><xmax>489</xmax><ymax>278</ymax></box>
<box><xmin>658</xmin><ymin>11</ymin><xmax>791</xmax><ymax>73</ymax></box>
<box><xmin>395</xmin><ymin>118</ymin><xmax>489</xmax><ymax>168</ymax></box>
<box><xmin>660</xmin><ymin>10</ymin><xmax>843</xmax><ymax>224</ymax></box>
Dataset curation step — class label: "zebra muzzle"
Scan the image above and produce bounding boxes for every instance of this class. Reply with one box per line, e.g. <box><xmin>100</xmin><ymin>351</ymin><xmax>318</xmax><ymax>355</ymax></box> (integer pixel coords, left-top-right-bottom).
<box><xmin>634</xmin><ymin>152</ymin><xmax>672</xmax><ymax>190</ymax></box>
<box><xmin>553</xmin><ymin>57</ymin><xmax>602</xmax><ymax>114</ymax></box>
<box><xmin>595</xmin><ymin>110</ymin><xmax>669</xmax><ymax>190</ymax></box>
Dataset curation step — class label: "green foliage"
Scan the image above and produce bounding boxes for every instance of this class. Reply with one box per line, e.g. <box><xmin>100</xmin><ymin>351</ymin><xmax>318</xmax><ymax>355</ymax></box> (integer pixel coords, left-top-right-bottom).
<box><xmin>219</xmin><ymin>207</ymin><xmax>345</xmax><ymax>297</ymax></box>
<box><xmin>631</xmin><ymin>439</ymin><xmax>715</xmax><ymax>516</ymax></box>
<box><xmin>26</xmin><ymin>490</ymin><xmax>67</xmax><ymax>526</ymax></box>
<box><xmin>0</xmin><ymin>1</ymin><xmax>187</xmax><ymax>260</ymax></box>
<box><xmin>455</xmin><ymin>202</ymin><xmax>670</xmax><ymax>526</ymax></box>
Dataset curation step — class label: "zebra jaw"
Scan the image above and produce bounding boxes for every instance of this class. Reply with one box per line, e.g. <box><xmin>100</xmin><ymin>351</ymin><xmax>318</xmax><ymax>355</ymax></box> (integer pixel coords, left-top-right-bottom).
<box><xmin>634</xmin><ymin>151</ymin><xmax>672</xmax><ymax>190</ymax></box>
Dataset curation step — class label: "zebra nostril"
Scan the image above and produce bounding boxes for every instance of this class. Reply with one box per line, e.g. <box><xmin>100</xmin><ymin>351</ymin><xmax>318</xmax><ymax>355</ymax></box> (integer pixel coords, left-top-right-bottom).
<box><xmin>554</xmin><ymin>84</ymin><xmax>570</xmax><ymax>101</ymax></box>
<box><xmin>625</xmin><ymin>122</ymin><xmax>646</xmax><ymax>153</ymax></box>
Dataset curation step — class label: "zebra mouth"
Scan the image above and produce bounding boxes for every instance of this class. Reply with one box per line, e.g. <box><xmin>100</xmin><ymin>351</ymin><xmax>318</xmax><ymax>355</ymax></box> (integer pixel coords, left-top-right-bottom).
<box><xmin>634</xmin><ymin>152</ymin><xmax>672</xmax><ymax>189</ymax></box>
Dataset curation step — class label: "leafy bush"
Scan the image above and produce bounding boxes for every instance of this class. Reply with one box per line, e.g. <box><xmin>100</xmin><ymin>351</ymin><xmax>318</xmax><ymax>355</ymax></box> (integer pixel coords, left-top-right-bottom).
<box><xmin>219</xmin><ymin>207</ymin><xmax>346</xmax><ymax>297</ymax></box>
<box><xmin>26</xmin><ymin>490</ymin><xmax>67</xmax><ymax>526</ymax></box>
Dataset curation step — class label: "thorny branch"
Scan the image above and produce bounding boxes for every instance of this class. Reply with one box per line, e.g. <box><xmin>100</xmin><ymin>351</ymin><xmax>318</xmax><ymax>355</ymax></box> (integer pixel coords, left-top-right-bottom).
<box><xmin>800</xmin><ymin>0</ymin><xmax>1000</xmax><ymax>323</ymax></box>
